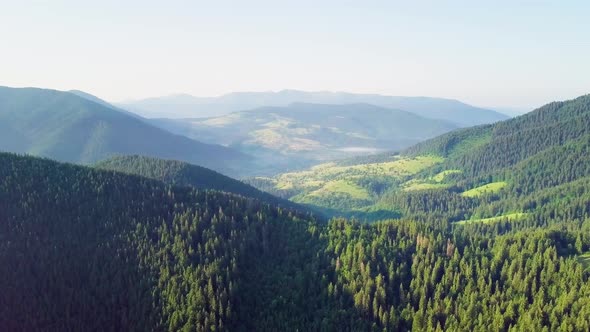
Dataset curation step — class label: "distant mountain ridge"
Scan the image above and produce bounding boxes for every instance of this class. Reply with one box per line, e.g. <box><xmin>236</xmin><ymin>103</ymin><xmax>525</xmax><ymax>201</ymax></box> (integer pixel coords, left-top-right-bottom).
<box><xmin>0</xmin><ymin>86</ymin><xmax>249</xmax><ymax>175</ymax></box>
<box><xmin>69</xmin><ymin>89</ymin><xmax>120</xmax><ymax>109</ymax></box>
<box><xmin>118</xmin><ymin>89</ymin><xmax>509</xmax><ymax>126</ymax></box>
<box><xmin>69</xmin><ymin>89</ymin><xmax>145</xmax><ymax>119</ymax></box>
<box><xmin>149</xmin><ymin>102</ymin><xmax>458</xmax><ymax>174</ymax></box>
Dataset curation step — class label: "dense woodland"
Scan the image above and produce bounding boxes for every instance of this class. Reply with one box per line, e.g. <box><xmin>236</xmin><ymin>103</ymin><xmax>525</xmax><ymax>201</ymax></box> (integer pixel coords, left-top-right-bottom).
<box><xmin>2</xmin><ymin>95</ymin><xmax>590</xmax><ymax>331</ymax></box>
<box><xmin>1</xmin><ymin>150</ymin><xmax>590</xmax><ymax>331</ymax></box>
<box><xmin>376</xmin><ymin>95</ymin><xmax>590</xmax><ymax>221</ymax></box>
<box><xmin>94</xmin><ymin>155</ymin><xmax>298</xmax><ymax>210</ymax></box>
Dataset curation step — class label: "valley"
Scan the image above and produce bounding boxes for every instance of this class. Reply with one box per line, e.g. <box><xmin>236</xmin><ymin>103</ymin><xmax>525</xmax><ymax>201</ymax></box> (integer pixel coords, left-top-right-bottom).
<box><xmin>3</xmin><ymin>2</ymin><xmax>589</xmax><ymax>330</ymax></box>
<box><xmin>249</xmin><ymin>95</ymin><xmax>590</xmax><ymax>229</ymax></box>
<box><xmin>148</xmin><ymin>103</ymin><xmax>457</xmax><ymax>174</ymax></box>
<box><xmin>2</xmin><ymin>91</ymin><xmax>590</xmax><ymax>331</ymax></box>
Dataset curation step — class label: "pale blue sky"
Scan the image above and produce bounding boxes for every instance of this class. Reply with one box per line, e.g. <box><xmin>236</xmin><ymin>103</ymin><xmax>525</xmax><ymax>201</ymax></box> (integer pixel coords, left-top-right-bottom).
<box><xmin>1</xmin><ymin>0</ymin><xmax>589</xmax><ymax>109</ymax></box>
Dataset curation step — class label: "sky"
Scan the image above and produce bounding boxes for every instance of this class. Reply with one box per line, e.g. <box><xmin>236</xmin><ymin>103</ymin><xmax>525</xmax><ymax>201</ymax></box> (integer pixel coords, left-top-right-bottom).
<box><xmin>1</xmin><ymin>0</ymin><xmax>589</xmax><ymax>110</ymax></box>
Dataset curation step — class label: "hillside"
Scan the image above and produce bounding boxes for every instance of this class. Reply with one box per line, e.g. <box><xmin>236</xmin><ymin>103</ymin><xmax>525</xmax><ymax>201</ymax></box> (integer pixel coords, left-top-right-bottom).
<box><xmin>68</xmin><ymin>89</ymin><xmax>122</xmax><ymax>110</ymax></box>
<box><xmin>95</xmin><ymin>155</ymin><xmax>300</xmax><ymax>209</ymax></box>
<box><xmin>246</xmin><ymin>154</ymin><xmax>442</xmax><ymax>219</ymax></box>
<box><xmin>251</xmin><ymin>94</ymin><xmax>590</xmax><ymax>222</ymax></box>
<box><xmin>150</xmin><ymin>103</ymin><xmax>457</xmax><ymax>173</ymax></box>
<box><xmin>375</xmin><ymin>94</ymin><xmax>590</xmax><ymax>221</ymax></box>
<box><xmin>0</xmin><ymin>152</ymin><xmax>321</xmax><ymax>331</ymax></box>
<box><xmin>0</xmin><ymin>86</ymin><xmax>249</xmax><ymax>175</ymax></box>
<box><xmin>120</xmin><ymin>90</ymin><xmax>508</xmax><ymax>126</ymax></box>
<box><xmin>68</xmin><ymin>90</ymin><xmax>144</xmax><ymax>119</ymax></box>
<box><xmin>2</xmin><ymin>153</ymin><xmax>590</xmax><ymax>331</ymax></box>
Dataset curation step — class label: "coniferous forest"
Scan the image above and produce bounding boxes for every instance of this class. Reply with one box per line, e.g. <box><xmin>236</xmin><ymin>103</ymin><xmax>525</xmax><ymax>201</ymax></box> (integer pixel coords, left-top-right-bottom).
<box><xmin>3</xmin><ymin>94</ymin><xmax>590</xmax><ymax>332</ymax></box>
<box><xmin>3</xmin><ymin>1</ymin><xmax>590</xmax><ymax>330</ymax></box>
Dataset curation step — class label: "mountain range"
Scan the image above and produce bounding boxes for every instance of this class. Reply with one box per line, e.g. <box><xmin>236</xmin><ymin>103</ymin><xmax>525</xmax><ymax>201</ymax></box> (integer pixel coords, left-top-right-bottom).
<box><xmin>149</xmin><ymin>102</ymin><xmax>458</xmax><ymax>173</ymax></box>
<box><xmin>2</xmin><ymin>93</ymin><xmax>590</xmax><ymax>331</ymax></box>
<box><xmin>1</xmin><ymin>86</ymin><xmax>509</xmax><ymax>176</ymax></box>
<box><xmin>119</xmin><ymin>89</ymin><xmax>509</xmax><ymax>126</ymax></box>
<box><xmin>0</xmin><ymin>86</ymin><xmax>249</xmax><ymax>175</ymax></box>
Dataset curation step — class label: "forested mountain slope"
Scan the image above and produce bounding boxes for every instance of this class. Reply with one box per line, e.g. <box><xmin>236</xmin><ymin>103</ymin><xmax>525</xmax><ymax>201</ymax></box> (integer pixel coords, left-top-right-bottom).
<box><xmin>251</xmin><ymin>94</ymin><xmax>590</xmax><ymax>222</ymax></box>
<box><xmin>1</xmin><ymin>153</ymin><xmax>590</xmax><ymax>331</ymax></box>
<box><xmin>0</xmin><ymin>86</ymin><xmax>249</xmax><ymax>175</ymax></box>
<box><xmin>364</xmin><ymin>94</ymin><xmax>590</xmax><ymax>222</ymax></box>
<box><xmin>0</xmin><ymin>152</ymin><xmax>320</xmax><ymax>331</ymax></box>
<box><xmin>95</xmin><ymin>155</ymin><xmax>300</xmax><ymax>209</ymax></box>
<box><xmin>405</xmin><ymin>95</ymin><xmax>590</xmax><ymax>175</ymax></box>
<box><xmin>68</xmin><ymin>89</ymin><xmax>144</xmax><ymax>119</ymax></box>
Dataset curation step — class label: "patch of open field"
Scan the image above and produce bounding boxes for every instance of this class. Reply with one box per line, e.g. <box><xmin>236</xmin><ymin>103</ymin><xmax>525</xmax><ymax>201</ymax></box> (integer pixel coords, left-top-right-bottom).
<box><xmin>461</xmin><ymin>181</ymin><xmax>507</xmax><ymax>197</ymax></box>
<box><xmin>455</xmin><ymin>212</ymin><xmax>528</xmax><ymax>225</ymax></box>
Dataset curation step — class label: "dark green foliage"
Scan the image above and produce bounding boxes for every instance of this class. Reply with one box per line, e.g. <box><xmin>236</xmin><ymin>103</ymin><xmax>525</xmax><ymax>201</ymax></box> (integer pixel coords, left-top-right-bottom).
<box><xmin>3</xmin><ymin>94</ymin><xmax>590</xmax><ymax>331</ymax></box>
<box><xmin>321</xmin><ymin>219</ymin><xmax>590</xmax><ymax>331</ymax></box>
<box><xmin>406</xmin><ymin>94</ymin><xmax>590</xmax><ymax>178</ymax></box>
<box><xmin>371</xmin><ymin>95</ymin><xmax>590</xmax><ymax>224</ymax></box>
<box><xmin>2</xmin><ymin>152</ymin><xmax>590</xmax><ymax>331</ymax></box>
<box><xmin>95</xmin><ymin>155</ymin><xmax>300</xmax><ymax>210</ymax></box>
<box><xmin>0</xmin><ymin>153</ymin><xmax>315</xmax><ymax>331</ymax></box>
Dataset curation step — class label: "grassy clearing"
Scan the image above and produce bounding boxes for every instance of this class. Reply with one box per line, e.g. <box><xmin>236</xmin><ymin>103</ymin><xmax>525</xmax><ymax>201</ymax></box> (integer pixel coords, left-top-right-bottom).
<box><xmin>403</xmin><ymin>182</ymin><xmax>449</xmax><ymax>191</ymax></box>
<box><xmin>262</xmin><ymin>155</ymin><xmax>445</xmax><ymax>215</ymax></box>
<box><xmin>455</xmin><ymin>212</ymin><xmax>528</xmax><ymax>225</ymax></box>
<box><xmin>576</xmin><ymin>253</ymin><xmax>590</xmax><ymax>271</ymax></box>
<box><xmin>274</xmin><ymin>156</ymin><xmax>444</xmax><ymax>193</ymax></box>
<box><xmin>308</xmin><ymin>180</ymin><xmax>370</xmax><ymax>200</ymax></box>
<box><xmin>400</xmin><ymin>169</ymin><xmax>461</xmax><ymax>192</ymax></box>
<box><xmin>276</xmin><ymin>180</ymin><xmax>294</xmax><ymax>190</ymax></box>
<box><xmin>201</xmin><ymin>112</ymin><xmax>242</xmax><ymax>126</ymax></box>
<box><xmin>249</xmin><ymin>128</ymin><xmax>321</xmax><ymax>151</ymax></box>
<box><xmin>432</xmin><ymin>170</ymin><xmax>462</xmax><ymax>182</ymax></box>
<box><xmin>296</xmin><ymin>156</ymin><xmax>441</xmax><ymax>179</ymax></box>
<box><xmin>461</xmin><ymin>181</ymin><xmax>507</xmax><ymax>197</ymax></box>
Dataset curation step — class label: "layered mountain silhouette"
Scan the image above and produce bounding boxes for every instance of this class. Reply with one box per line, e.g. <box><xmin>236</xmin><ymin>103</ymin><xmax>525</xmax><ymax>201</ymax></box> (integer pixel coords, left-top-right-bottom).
<box><xmin>119</xmin><ymin>89</ymin><xmax>509</xmax><ymax>126</ymax></box>
<box><xmin>149</xmin><ymin>102</ymin><xmax>458</xmax><ymax>173</ymax></box>
<box><xmin>0</xmin><ymin>86</ymin><xmax>250</xmax><ymax>175</ymax></box>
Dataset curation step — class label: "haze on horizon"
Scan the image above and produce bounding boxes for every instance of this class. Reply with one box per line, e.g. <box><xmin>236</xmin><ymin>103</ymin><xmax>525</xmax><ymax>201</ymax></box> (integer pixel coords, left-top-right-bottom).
<box><xmin>2</xmin><ymin>0</ymin><xmax>589</xmax><ymax>110</ymax></box>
